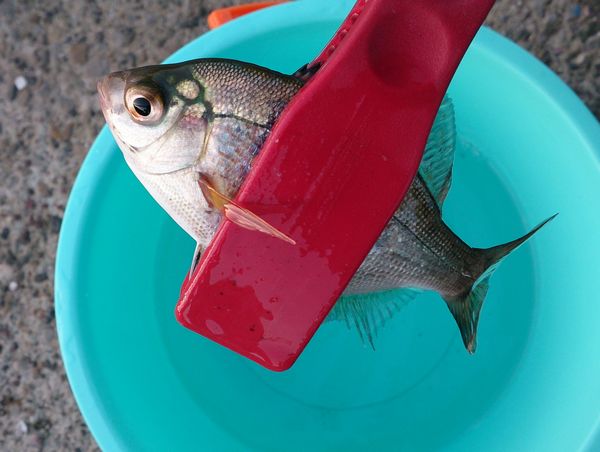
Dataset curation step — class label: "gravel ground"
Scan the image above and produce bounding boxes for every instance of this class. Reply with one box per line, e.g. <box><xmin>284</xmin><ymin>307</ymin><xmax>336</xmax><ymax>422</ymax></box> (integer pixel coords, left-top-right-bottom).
<box><xmin>0</xmin><ymin>0</ymin><xmax>598</xmax><ymax>450</ymax></box>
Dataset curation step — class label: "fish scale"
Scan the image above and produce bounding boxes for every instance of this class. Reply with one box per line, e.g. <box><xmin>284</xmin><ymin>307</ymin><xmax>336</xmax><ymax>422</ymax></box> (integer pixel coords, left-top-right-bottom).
<box><xmin>197</xmin><ymin>117</ymin><xmax>268</xmax><ymax>197</ymax></box>
<box><xmin>193</xmin><ymin>60</ymin><xmax>301</xmax><ymax>126</ymax></box>
<box><xmin>186</xmin><ymin>67</ymin><xmax>479</xmax><ymax>297</ymax></box>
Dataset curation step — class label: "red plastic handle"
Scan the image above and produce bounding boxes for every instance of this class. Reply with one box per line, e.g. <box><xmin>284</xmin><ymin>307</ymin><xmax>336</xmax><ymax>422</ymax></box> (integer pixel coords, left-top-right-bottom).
<box><xmin>177</xmin><ymin>0</ymin><xmax>495</xmax><ymax>371</ymax></box>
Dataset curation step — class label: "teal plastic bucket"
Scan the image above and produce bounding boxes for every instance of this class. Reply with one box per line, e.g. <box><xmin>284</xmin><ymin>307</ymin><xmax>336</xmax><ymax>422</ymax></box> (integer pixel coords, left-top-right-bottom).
<box><xmin>55</xmin><ymin>1</ymin><xmax>600</xmax><ymax>450</ymax></box>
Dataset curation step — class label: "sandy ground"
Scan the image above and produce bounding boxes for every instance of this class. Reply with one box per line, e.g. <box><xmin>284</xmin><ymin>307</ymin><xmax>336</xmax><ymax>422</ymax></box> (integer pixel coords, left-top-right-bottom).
<box><xmin>0</xmin><ymin>0</ymin><xmax>598</xmax><ymax>450</ymax></box>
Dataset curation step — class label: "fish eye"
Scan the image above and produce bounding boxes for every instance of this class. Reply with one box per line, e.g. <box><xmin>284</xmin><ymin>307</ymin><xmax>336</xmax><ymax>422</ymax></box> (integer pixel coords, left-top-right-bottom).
<box><xmin>133</xmin><ymin>97</ymin><xmax>151</xmax><ymax>116</ymax></box>
<box><xmin>125</xmin><ymin>83</ymin><xmax>164</xmax><ymax>123</ymax></box>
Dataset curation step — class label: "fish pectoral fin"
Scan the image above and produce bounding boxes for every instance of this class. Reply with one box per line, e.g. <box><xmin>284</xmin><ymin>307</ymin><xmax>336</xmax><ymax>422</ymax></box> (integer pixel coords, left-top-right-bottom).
<box><xmin>198</xmin><ymin>176</ymin><xmax>296</xmax><ymax>245</ymax></box>
<box><xmin>223</xmin><ymin>204</ymin><xmax>296</xmax><ymax>245</ymax></box>
<box><xmin>198</xmin><ymin>176</ymin><xmax>229</xmax><ymax>211</ymax></box>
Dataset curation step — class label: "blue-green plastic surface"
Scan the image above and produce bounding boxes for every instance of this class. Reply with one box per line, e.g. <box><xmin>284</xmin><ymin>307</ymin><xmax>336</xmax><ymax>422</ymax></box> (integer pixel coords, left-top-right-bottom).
<box><xmin>55</xmin><ymin>1</ymin><xmax>600</xmax><ymax>450</ymax></box>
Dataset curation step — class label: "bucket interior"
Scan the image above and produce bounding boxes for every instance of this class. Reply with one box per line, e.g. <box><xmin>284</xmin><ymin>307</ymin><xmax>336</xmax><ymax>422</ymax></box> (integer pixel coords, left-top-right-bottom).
<box><xmin>57</xmin><ymin>5</ymin><xmax>600</xmax><ymax>451</ymax></box>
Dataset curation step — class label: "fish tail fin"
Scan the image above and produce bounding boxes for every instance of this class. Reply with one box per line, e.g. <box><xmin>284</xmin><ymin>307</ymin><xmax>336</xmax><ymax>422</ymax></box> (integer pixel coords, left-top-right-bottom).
<box><xmin>442</xmin><ymin>275</ymin><xmax>490</xmax><ymax>354</ymax></box>
<box><xmin>443</xmin><ymin>214</ymin><xmax>557</xmax><ymax>353</ymax></box>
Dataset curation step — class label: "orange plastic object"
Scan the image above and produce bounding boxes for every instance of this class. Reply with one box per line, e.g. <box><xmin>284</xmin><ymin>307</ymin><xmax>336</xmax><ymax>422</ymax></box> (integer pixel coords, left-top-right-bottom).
<box><xmin>207</xmin><ymin>2</ymin><xmax>286</xmax><ymax>29</ymax></box>
<box><xmin>178</xmin><ymin>0</ymin><xmax>495</xmax><ymax>371</ymax></box>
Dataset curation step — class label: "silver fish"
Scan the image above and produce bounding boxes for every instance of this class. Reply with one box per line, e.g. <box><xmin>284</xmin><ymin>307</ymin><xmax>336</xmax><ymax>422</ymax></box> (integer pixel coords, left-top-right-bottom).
<box><xmin>98</xmin><ymin>59</ymin><xmax>553</xmax><ymax>352</ymax></box>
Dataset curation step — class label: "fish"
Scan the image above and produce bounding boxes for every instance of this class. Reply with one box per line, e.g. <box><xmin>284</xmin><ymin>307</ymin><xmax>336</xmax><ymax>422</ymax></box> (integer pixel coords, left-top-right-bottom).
<box><xmin>97</xmin><ymin>58</ymin><xmax>554</xmax><ymax>353</ymax></box>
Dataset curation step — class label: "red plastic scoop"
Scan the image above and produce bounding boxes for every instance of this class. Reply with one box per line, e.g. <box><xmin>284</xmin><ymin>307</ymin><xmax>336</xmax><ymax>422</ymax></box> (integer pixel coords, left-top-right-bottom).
<box><xmin>176</xmin><ymin>0</ymin><xmax>495</xmax><ymax>371</ymax></box>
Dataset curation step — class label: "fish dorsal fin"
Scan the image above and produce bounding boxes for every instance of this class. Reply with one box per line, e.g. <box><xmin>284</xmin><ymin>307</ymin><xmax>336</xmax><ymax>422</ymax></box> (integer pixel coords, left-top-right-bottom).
<box><xmin>327</xmin><ymin>288</ymin><xmax>419</xmax><ymax>348</ymax></box>
<box><xmin>419</xmin><ymin>95</ymin><xmax>456</xmax><ymax>207</ymax></box>
<box><xmin>292</xmin><ymin>62</ymin><xmax>321</xmax><ymax>83</ymax></box>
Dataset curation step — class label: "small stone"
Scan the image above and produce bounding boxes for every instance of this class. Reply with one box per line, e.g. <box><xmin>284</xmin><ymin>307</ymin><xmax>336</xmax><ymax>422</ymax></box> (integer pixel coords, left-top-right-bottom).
<box><xmin>8</xmin><ymin>281</ymin><xmax>18</xmax><ymax>291</ymax></box>
<box><xmin>0</xmin><ymin>263</ymin><xmax>13</xmax><ymax>282</ymax></box>
<box><xmin>49</xmin><ymin>123</ymin><xmax>73</xmax><ymax>142</ymax></box>
<box><xmin>117</xmin><ymin>27</ymin><xmax>135</xmax><ymax>46</ymax></box>
<box><xmin>49</xmin><ymin>215</ymin><xmax>62</xmax><ymax>234</ymax></box>
<box><xmin>69</xmin><ymin>42</ymin><xmax>89</xmax><ymax>65</ymax></box>
<box><xmin>17</xmin><ymin>420</ymin><xmax>28</xmax><ymax>434</ymax></box>
<box><xmin>14</xmin><ymin>76</ymin><xmax>27</xmax><ymax>91</ymax></box>
<box><xmin>573</xmin><ymin>53</ymin><xmax>586</xmax><ymax>65</ymax></box>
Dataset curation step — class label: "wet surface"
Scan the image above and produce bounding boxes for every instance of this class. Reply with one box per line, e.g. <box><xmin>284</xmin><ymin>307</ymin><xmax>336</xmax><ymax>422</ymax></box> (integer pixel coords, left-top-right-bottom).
<box><xmin>0</xmin><ymin>0</ymin><xmax>598</xmax><ymax>449</ymax></box>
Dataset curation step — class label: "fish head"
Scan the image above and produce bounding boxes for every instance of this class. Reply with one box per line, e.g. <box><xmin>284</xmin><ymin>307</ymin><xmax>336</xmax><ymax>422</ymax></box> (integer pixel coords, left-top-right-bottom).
<box><xmin>98</xmin><ymin>62</ymin><xmax>219</xmax><ymax>244</ymax></box>
<box><xmin>98</xmin><ymin>59</ymin><xmax>303</xmax><ymax>247</ymax></box>
<box><xmin>97</xmin><ymin>62</ymin><xmax>210</xmax><ymax>175</ymax></box>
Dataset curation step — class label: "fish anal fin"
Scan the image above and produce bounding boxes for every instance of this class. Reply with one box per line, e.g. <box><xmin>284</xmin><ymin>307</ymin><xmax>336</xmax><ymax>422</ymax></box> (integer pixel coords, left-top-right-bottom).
<box><xmin>328</xmin><ymin>289</ymin><xmax>418</xmax><ymax>348</ymax></box>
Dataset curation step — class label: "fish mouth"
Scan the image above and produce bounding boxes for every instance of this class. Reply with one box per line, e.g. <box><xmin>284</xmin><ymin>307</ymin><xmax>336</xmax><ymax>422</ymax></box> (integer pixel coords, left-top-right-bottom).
<box><xmin>97</xmin><ymin>78</ymin><xmax>112</xmax><ymax>121</ymax></box>
<box><xmin>97</xmin><ymin>72</ymin><xmax>128</xmax><ymax>124</ymax></box>
<box><xmin>96</xmin><ymin>76</ymin><xmax>136</xmax><ymax>154</ymax></box>
<box><xmin>97</xmin><ymin>78</ymin><xmax>124</xmax><ymax>145</ymax></box>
